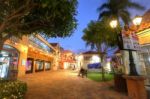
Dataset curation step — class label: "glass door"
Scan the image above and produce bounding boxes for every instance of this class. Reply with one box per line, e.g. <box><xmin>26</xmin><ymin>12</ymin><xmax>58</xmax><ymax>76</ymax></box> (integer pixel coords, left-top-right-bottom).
<box><xmin>26</xmin><ymin>58</ymin><xmax>34</xmax><ymax>73</ymax></box>
<box><xmin>0</xmin><ymin>52</ymin><xmax>10</xmax><ymax>78</ymax></box>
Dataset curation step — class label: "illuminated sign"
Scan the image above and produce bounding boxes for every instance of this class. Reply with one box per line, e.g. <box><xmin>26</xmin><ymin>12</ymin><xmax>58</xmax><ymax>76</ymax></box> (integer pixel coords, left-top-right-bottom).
<box><xmin>122</xmin><ymin>30</ymin><xmax>140</xmax><ymax>50</ymax></box>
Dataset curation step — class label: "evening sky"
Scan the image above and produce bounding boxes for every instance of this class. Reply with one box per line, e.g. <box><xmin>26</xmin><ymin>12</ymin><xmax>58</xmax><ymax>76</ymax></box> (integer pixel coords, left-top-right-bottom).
<box><xmin>48</xmin><ymin>0</ymin><xmax>150</xmax><ymax>53</ymax></box>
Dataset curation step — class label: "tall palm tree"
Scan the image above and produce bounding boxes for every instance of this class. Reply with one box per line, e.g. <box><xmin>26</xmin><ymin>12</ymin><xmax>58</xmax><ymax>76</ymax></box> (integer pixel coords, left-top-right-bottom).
<box><xmin>82</xmin><ymin>18</ymin><xmax>117</xmax><ymax>81</ymax></box>
<box><xmin>98</xmin><ymin>0</ymin><xmax>144</xmax><ymax>25</ymax></box>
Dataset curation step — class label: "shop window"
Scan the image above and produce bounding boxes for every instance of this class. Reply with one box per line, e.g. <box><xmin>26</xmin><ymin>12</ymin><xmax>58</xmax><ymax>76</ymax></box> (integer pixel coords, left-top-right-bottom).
<box><xmin>141</xmin><ymin>46</ymin><xmax>150</xmax><ymax>67</ymax></box>
<box><xmin>26</xmin><ymin>58</ymin><xmax>33</xmax><ymax>73</ymax></box>
<box><xmin>84</xmin><ymin>56</ymin><xmax>91</xmax><ymax>61</ymax></box>
<box><xmin>0</xmin><ymin>45</ymin><xmax>19</xmax><ymax>79</ymax></box>
<box><xmin>35</xmin><ymin>60</ymin><xmax>44</xmax><ymax>72</ymax></box>
<box><xmin>45</xmin><ymin>62</ymin><xmax>51</xmax><ymax>70</ymax></box>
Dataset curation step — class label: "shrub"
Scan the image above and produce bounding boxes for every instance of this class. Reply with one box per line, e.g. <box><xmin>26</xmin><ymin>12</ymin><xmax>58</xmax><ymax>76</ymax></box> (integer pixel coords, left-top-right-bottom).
<box><xmin>0</xmin><ymin>79</ymin><xmax>27</xmax><ymax>99</ymax></box>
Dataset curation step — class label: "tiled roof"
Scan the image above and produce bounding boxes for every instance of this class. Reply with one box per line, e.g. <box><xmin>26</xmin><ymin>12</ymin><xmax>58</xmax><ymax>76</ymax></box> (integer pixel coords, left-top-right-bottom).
<box><xmin>142</xmin><ymin>9</ymin><xmax>150</xmax><ymax>23</ymax></box>
<box><xmin>136</xmin><ymin>9</ymin><xmax>150</xmax><ymax>32</ymax></box>
<box><xmin>124</xmin><ymin>9</ymin><xmax>150</xmax><ymax>34</ymax></box>
<box><xmin>61</xmin><ymin>50</ymin><xmax>73</xmax><ymax>53</ymax></box>
<box><xmin>50</xmin><ymin>43</ymin><xmax>59</xmax><ymax>47</ymax></box>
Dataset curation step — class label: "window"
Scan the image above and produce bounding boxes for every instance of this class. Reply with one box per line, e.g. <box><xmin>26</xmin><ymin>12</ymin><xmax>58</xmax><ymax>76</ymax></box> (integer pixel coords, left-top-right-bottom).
<box><xmin>45</xmin><ymin>62</ymin><xmax>51</xmax><ymax>70</ymax></box>
<box><xmin>35</xmin><ymin>60</ymin><xmax>44</xmax><ymax>72</ymax></box>
<box><xmin>0</xmin><ymin>45</ymin><xmax>19</xmax><ymax>79</ymax></box>
<box><xmin>84</xmin><ymin>56</ymin><xmax>91</xmax><ymax>61</ymax></box>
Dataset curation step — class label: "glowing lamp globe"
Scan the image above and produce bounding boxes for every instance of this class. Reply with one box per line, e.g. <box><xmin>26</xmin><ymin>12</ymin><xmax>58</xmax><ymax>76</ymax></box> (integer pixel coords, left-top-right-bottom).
<box><xmin>132</xmin><ymin>16</ymin><xmax>142</xmax><ymax>26</ymax></box>
<box><xmin>110</xmin><ymin>20</ymin><xmax>118</xmax><ymax>28</ymax></box>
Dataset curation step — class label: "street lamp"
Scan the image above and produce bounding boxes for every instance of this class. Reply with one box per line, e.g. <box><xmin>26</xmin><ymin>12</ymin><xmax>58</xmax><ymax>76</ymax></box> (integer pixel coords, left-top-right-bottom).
<box><xmin>110</xmin><ymin>16</ymin><xmax>142</xmax><ymax>76</ymax></box>
<box><xmin>110</xmin><ymin>20</ymin><xmax>118</xmax><ymax>28</ymax></box>
<box><xmin>132</xmin><ymin>16</ymin><xmax>142</xmax><ymax>26</ymax></box>
<box><xmin>110</xmin><ymin>20</ymin><xmax>123</xmax><ymax>49</ymax></box>
<box><xmin>127</xmin><ymin>16</ymin><xmax>142</xmax><ymax>76</ymax></box>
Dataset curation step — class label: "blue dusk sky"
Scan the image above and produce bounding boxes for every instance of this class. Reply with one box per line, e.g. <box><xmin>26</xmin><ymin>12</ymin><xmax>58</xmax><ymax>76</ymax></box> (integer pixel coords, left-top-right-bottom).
<box><xmin>48</xmin><ymin>0</ymin><xmax>150</xmax><ymax>53</ymax></box>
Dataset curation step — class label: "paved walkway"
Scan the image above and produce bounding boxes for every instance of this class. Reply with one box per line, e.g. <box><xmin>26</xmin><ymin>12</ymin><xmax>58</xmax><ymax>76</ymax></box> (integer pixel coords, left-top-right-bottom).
<box><xmin>19</xmin><ymin>70</ymin><xmax>129</xmax><ymax>99</ymax></box>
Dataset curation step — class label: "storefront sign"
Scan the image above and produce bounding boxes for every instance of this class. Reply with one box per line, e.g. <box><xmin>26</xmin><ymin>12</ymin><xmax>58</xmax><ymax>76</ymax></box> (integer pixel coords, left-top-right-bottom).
<box><xmin>122</xmin><ymin>30</ymin><xmax>140</xmax><ymax>50</ymax></box>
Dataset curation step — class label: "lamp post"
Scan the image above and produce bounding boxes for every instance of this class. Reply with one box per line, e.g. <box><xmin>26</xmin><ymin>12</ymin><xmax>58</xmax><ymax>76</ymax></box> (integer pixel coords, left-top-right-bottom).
<box><xmin>110</xmin><ymin>20</ymin><xmax>118</xmax><ymax>29</ymax></box>
<box><xmin>132</xmin><ymin>16</ymin><xmax>142</xmax><ymax>26</ymax></box>
<box><xmin>110</xmin><ymin>16</ymin><xmax>142</xmax><ymax>76</ymax></box>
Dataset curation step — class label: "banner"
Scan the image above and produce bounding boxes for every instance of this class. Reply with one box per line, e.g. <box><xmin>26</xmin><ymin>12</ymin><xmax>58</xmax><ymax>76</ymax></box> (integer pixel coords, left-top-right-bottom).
<box><xmin>121</xmin><ymin>30</ymin><xmax>140</xmax><ymax>50</ymax></box>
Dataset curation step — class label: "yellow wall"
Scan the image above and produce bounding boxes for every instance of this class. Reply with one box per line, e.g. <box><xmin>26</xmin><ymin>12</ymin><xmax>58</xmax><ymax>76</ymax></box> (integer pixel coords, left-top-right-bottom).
<box><xmin>3</xmin><ymin>35</ymin><xmax>56</xmax><ymax>77</ymax></box>
<box><xmin>5</xmin><ymin>36</ymin><xmax>28</xmax><ymax>77</ymax></box>
<box><xmin>137</xmin><ymin>28</ymin><xmax>150</xmax><ymax>44</ymax></box>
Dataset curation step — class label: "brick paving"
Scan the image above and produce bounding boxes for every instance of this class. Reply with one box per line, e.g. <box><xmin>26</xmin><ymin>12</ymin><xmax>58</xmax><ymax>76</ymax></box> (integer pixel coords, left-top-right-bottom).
<box><xmin>19</xmin><ymin>70</ymin><xmax>129</xmax><ymax>99</ymax></box>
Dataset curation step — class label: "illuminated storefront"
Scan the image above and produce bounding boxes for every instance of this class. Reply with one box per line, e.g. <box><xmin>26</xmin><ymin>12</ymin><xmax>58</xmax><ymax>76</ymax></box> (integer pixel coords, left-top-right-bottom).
<box><xmin>26</xmin><ymin>58</ymin><xmax>34</xmax><ymax>73</ymax></box>
<box><xmin>136</xmin><ymin>9</ymin><xmax>150</xmax><ymax>77</ymax></box>
<box><xmin>45</xmin><ymin>62</ymin><xmax>51</xmax><ymax>70</ymax></box>
<box><xmin>0</xmin><ymin>45</ymin><xmax>19</xmax><ymax>79</ymax></box>
<box><xmin>27</xmin><ymin>35</ymin><xmax>55</xmax><ymax>73</ymax></box>
<box><xmin>0</xmin><ymin>34</ymin><xmax>56</xmax><ymax>79</ymax></box>
<box><xmin>60</xmin><ymin>50</ymin><xmax>76</xmax><ymax>69</ymax></box>
<box><xmin>35</xmin><ymin>60</ymin><xmax>44</xmax><ymax>72</ymax></box>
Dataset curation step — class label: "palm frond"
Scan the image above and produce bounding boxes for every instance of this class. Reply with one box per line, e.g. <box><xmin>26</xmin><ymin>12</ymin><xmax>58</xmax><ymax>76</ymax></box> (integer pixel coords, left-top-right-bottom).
<box><xmin>98</xmin><ymin>11</ymin><xmax>111</xmax><ymax>20</ymax></box>
<box><xmin>119</xmin><ymin>10</ymin><xmax>131</xmax><ymax>25</ymax></box>
<box><xmin>97</xmin><ymin>0</ymin><xmax>145</xmax><ymax>25</ymax></box>
<box><xmin>97</xmin><ymin>3</ymin><xmax>109</xmax><ymax>12</ymax></box>
<box><xmin>127</xmin><ymin>2</ymin><xmax>145</xmax><ymax>10</ymax></box>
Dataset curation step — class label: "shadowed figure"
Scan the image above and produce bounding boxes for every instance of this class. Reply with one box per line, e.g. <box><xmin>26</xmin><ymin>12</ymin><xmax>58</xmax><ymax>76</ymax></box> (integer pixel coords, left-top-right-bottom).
<box><xmin>78</xmin><ymin>67</ymin><xmax>87</xmax><ymax>78</ymax></box>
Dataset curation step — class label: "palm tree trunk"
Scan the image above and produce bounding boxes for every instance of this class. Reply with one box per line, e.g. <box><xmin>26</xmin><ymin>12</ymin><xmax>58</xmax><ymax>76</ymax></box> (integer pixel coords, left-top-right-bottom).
<box><xmin>98</xmin><ymin>52</ymin><xmax>105</xmax><ymax>81</ymax></box>
<box><xmin>101</xmin><ymin>54</ymin><xmax>105</xmax><ymax>81</ymax></box>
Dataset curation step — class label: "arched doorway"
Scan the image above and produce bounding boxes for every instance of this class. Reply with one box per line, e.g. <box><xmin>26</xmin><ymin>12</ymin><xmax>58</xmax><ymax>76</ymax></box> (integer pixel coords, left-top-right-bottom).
<box><xmin>0</xmin><ymin>45</ymin><xmax>19</xmax><ymax>79</ymax></box>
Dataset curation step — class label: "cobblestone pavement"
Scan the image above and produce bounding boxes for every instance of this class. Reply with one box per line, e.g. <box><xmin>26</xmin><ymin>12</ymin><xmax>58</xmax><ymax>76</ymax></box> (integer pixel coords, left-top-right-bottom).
<box><xmin>19</xmin><ymin>70</ymin><xmax>129</xmax><ymax>99</ymax></box>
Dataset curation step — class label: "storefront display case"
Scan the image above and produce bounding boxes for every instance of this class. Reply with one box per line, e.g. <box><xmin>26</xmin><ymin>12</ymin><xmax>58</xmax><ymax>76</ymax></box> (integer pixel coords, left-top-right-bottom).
<box><xmin>45</xmin><ymin>62</ymin><xmax>51</xmax><ymax>70</ymax></box>
<box><xmin>35</xmin><ymin>60</ymin><xmax>44</xmax><ymax>72</ymax></box>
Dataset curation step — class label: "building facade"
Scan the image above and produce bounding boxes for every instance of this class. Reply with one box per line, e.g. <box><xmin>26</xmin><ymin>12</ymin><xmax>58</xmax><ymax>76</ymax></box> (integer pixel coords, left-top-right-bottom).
<box><xmin>59</xmin><ymin>50</ymin><xmax>76</xmax><ymax>69</ymax></box>
<box><xmin>137</xmin><ymin>10</ymin><xmax>150</xmax><ymax>77</ymax></box>
<box><xmin>0</xmin><ymin>34</ymin><xmax>57</xmax><ymax>79</ymax></box>
<box><xmin>120</xmin><ymin>9</ymin><xmax>150</xmax><ymax>78</ymax></box>
<box><xmin>77</xmin><ymin>51</ymin><xmax>111</xmax><ymax>72</ymax></box>
<box><xmin>77</xmin><ymin>51</ymin><xmax>100</xmax><ymax>69</ymax></box>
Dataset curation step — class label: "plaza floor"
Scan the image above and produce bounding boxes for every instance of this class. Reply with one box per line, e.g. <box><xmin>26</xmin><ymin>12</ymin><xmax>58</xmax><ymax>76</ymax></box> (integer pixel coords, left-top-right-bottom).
<box><xmin>19</xmin><ymin>70</ymin><xmax>129</xmax><ymax>99</ymax></box>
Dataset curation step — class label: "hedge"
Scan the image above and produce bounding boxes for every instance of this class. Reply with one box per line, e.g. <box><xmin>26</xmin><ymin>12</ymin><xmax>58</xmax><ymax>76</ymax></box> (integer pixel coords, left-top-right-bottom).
<box><xmin>0</xmin><ymin>79</ymin><xmax>27</xmax><ymax>99</ymax></box>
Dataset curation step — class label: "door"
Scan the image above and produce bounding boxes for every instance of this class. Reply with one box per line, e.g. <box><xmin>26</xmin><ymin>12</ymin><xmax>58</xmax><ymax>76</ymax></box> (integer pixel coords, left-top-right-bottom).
<box><xmin>26</xmin><ymin>58</ymin><xmax>34</xmax><ymax>73</ymax></box>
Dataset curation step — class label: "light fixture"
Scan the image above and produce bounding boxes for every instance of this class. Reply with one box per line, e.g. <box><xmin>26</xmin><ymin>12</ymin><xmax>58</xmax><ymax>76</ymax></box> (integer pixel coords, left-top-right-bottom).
<box><xmin>110</xmin><ymin>20</ymin><xmax>118</xmax><ymax>28</ymax></box>
<box><xmin>132</xmin><ymin>16</ymin><xmax>142</xmax><ymax>26</ymax></box>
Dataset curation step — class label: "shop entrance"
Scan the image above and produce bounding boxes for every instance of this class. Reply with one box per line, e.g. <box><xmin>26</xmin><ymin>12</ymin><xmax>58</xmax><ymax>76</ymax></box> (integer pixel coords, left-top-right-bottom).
<box><xmin>0</xmin><ymin>45</ymin><xmax>19</xmax><ymax>79</ymax></box>
<box><xmin>26</xmin><ymin>58</ymin><xmax>34</xmax><ymax>73</ymax></box>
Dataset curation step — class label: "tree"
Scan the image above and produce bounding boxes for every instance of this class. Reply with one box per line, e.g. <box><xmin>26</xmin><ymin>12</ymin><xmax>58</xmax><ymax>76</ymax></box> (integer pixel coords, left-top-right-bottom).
<box><xmin>98</xmin><ymin>0</ymin><xmax>144</xmax><ymax>25</ymax></box>
<box><xmin>82</xmin><ymin>18</ymin><xmax>118</xmax><ymax>81</ymax></box>
<box><xmin>0</xmin><ymin>0</ymin><xmax>77</xmax><ymax>50</ymax></box>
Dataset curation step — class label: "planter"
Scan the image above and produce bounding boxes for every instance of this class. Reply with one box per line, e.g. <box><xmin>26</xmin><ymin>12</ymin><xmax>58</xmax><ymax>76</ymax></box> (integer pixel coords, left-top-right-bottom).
<box><xmin>123</xmin><ymin>75</ymin><xmax>147</xmax><ymax>99</ymax></box>
<box><xmin>114</xmin><ymin>74</ymin><xmax>127</xmax><ymax>92</ymax></box>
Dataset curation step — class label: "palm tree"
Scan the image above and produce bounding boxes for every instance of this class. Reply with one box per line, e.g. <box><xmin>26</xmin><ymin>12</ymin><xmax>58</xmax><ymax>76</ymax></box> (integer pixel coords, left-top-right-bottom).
<box><xmin>98</xmin><ymin>0</ymin><xmax>144</xmax><ymax>76</ymax></box>
<box><xmin>82</xmin><ymin>18</ymin><xmax>117</xmax><ymax>81</ymax></box>
<box><xmin>98</xmin><ymin>0</ymin><xmax>144</xmax><ymax>25</ymax></box>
